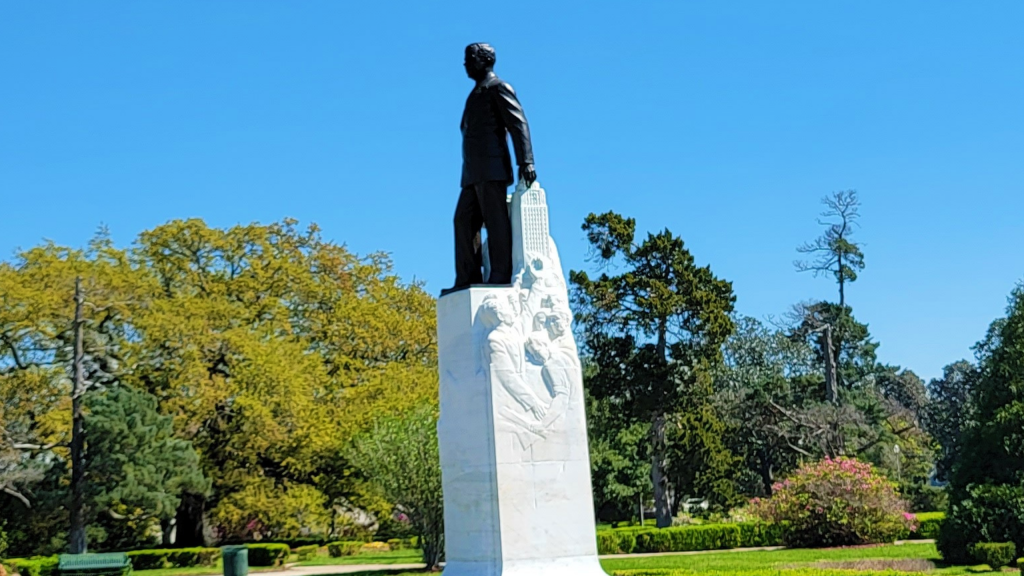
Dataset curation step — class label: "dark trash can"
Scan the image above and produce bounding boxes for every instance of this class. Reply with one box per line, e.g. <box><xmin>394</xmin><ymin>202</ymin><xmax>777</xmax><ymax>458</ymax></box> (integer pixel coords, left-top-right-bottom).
<box><xmin>221</xmin><ymin>546</ymin><xmax>248</xmax><ymax>576</ymax></box>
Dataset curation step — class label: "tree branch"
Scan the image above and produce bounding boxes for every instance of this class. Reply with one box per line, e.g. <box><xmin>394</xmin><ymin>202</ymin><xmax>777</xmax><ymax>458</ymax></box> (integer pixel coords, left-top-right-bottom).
<box><xmin>2</xmin><ymin>485</ymin><xmax>31</xmax><ymax>507</ymax></box>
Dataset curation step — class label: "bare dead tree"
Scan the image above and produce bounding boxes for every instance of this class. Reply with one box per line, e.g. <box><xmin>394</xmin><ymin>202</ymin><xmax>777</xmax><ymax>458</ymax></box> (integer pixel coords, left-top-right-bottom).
<box><xmin>795</xmin><ymin>190</ymin><xmax>865</xmax><ymax>308</ymax></box>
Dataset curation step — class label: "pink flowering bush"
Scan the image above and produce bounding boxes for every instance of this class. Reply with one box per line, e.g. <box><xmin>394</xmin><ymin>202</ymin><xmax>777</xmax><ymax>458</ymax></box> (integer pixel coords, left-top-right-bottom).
<box><xmin>750</xmin><ymin>457</ymin><xmax>916</xmax><ymax>547</ymax></box>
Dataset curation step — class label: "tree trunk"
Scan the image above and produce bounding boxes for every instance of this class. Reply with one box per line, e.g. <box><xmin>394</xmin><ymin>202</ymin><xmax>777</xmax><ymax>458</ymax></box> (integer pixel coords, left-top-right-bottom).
<box><xmin>175</xmin><ymin>493</ymin><xmax>208</xmax><ymax>547</ymax></box>
<box><xmin>161</xmin><ymin>517</ymin><xmax>175</xmax><ymax>546</ymax></box>
<box><xmin>758</xmin><ymin>455</ymin><xmax>774</xmax><ymax>497</ymax></box>
<box><xmin>822</xmin><ymin>326</ymin><xmax>838</xmax><ymax>404</ymax></box>
<box><xmin>649</xmin><ymin>414</ymin><xmax>672</xmax><ymax>528</ymax></box>
<box><xmin>69</xmin><ymin>277</ymin><xmax>88</xmax><ymax>554</ymax></box>
<box><xmin>417</xmin><ymin>512</ymin><xmax>445</xmax><ymax>571</ymax></box>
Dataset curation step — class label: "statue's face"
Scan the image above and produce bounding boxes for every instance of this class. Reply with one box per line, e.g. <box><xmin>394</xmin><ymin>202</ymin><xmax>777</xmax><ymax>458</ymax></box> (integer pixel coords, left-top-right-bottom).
<box><xmin>464</xmin><ymin>49</ymin><xmax>488</xmax><ymax>80</ymax></box>
<box><xmin>527</xmin><ymin>338</ymin><xmax>550</xmax><ymax>362</ymax></box>
<box><xmin>547</xmin><ymin>314</ymin><xmax>567</xmax><ymax>338</ymax></box>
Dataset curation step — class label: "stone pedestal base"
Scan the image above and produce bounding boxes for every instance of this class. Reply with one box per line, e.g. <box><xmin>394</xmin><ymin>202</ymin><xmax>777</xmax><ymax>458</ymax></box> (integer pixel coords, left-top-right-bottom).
<box><xmin>437</xmin><ymin>287</ymin><xmax>605</xmax><ymax>576</ymax></box>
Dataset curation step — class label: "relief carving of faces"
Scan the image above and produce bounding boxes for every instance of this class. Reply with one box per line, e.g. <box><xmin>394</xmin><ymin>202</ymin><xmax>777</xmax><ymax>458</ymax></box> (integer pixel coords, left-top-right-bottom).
<box><xmin>525</xmin><ymin>334</ymin><xmax>552</xmax><ymax>364</ymax></box>
<box><xmin>546</xmin><ymin>311</ymin><xmax>569</xmax><ymax>340</ymax></box>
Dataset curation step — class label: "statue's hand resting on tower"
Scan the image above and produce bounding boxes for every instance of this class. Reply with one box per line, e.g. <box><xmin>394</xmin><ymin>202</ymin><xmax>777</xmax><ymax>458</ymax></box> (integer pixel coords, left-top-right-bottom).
<box><xmin>519</xmin><ymin>164</ymin><xmax>536</xmax><ymax>187</ymax></box>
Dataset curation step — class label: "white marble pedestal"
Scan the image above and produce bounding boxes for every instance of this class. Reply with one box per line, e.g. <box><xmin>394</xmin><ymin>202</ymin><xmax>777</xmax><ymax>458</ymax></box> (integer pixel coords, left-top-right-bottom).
<box><xmin>437</xmin><ymin>285</ymin><xmax>606</xmax><ymax>576</ymax></box>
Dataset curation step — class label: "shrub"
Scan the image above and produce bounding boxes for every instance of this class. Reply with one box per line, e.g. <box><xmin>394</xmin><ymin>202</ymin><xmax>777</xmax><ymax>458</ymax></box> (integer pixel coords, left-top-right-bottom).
<box><xmin>908</xmin><ymin>512</ymin><xmax>944</xmax><ymax>540</ymax></box>
<box><xmin>970</xmin><ymin>542</ymin><xmax>1017</xmax><ymax>571</ymax></box>
<box><xmin>126</xmin><ymin>548</ymin><xmax>220</xmax><ymax>570</ymax></box>
<box><xmin>6</xmin><ymin>557</ymin><xmax>58</xmax><ymax>576</ymax></box>
<box><xmin>359</xmin><ymin>542</ymin><xmax>390</xmax><ymax>553</ymax></box>
<box><xmin>326</xmin><ymin>541</ymin><xmax>363</xmax><ymax>558</ymax></box>
<box><xmin>597</xmin><ymin>530</ymin><xmax>642</xmax><ymax>555</ymax></box>
<box><xmin>245</xmin><ymin>543</ymin><xmax>290</xmax><ymax>567</ymax></box>
<box><xmin>595</xmin><ymin>522</ymin><xmax>782</xmax><ymax>555</ymax></box>
<box><xmin>293</xmin><ymin>545</ymin><xmax>318</xmax><ymax>562</ymax></box>
<box><xmin>750</xmin><ymin>457</ymin><xmax>915</xmax><ymax>547</ymax></box>
<box><xmin>938</xmin><ymin>483</ymin><xmax>1024</xmax><ymax>564</ymax></box>
<box><xmin>384</xmin><ymin>538</ymin><xmax>417</xmax><ymax>551</ymax></box>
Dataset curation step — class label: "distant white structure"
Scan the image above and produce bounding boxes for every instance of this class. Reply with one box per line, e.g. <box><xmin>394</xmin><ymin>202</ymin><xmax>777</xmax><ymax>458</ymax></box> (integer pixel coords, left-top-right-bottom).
<box><xmin>437</xmin><ymin>181</ymin><xmax>605</xmax><ymax>576</ymax></box>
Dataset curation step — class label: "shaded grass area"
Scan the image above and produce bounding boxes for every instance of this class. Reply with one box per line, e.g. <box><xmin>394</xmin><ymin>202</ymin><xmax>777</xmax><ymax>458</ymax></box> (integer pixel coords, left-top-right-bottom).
<box><xmin>297</xmin><ymin>549</ymin><xmax>425</xmax><ymax>566</ymax></box>
<box><xmin>599</xmin><ymin>543</ymin><xmax>1005</xmax><ymax>575</ymax></box>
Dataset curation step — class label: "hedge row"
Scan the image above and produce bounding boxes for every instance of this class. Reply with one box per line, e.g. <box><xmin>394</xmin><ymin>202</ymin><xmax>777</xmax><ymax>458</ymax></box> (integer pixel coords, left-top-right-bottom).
<box><xmin>293</xmin><ymin>545</ymin><xmax>319</xmax><ymax>561</ymax></box>
<box><xmin>126</xmin><ymin>548</ymin><xmax>220</xmax><ymax>570</ymax></box>
<box><xmin>385</xmin><ymin>537</ymin><xmax>418</xmax><ymax>550</ymax></box>
<box><xmin>596</xmin><ymin>522</ymin><xmax>785</xmax><ymax>555</ymax></box>
<box><xmin>909</xmin><ymin>511</ymin><xmax>944</xmax><ymax>540</ymax></box>
<box><xmin>327</xmin><ymin>541</ymin><xmax>364</xmax><ymax>558</ymax></box>
<box><xmin>610</xmin><ymin>565</ymin><xmax>925</xmax><ymax>569</ymax></box>
<box><xmin>246</xmin><ymin>544</ymin><xmax>290</xmax><ymax>567</ymax></box>
<box><xmin>3</xmin><ymin>557</ymin><xmax>58</xmax><ymax>576</ymax></box>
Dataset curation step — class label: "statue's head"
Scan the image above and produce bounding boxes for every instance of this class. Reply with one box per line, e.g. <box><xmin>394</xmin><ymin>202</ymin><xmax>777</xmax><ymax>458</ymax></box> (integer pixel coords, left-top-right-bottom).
<box><xmin>546</xmin><ymin>309</ymin><xmax>570</xmax><ymax>340</ymax></box>
<box><xmin>525</xmin><ymin>333</ymin><xmax>552</xmax><ymax>363</ymax></box>
<box><xmin>480</xmin><ymin>294</ymin><xmax>514</xmax><ymax>328</ymax></box>
<box><xmin>464</xmin><ymin>43</ymin><xmax>496</xmax><ymax>81</ymax></box>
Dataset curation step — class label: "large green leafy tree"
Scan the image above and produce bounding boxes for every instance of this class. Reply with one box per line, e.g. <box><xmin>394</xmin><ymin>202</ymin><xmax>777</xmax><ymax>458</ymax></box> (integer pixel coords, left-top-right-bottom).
<box><xmin>940</xmin><ymin>286</ymin><xmax>1024</xmax><ymax>562</ymax></box>
<box><xmin>570</xmin><ymin>212</ymin><xmax>737</xmax><ymax>527</ymax></box>
<box><xmin>714</xmin><ymin>316</ymin><xmax>816</xmax><ymax>496</ymax></box>
<box><xmin>0</xmin><ymin>220</ymin><xmax>438</xmax><ymax>550</ymax></box>
<box><xmin>0</xmin><ymin>235</ymin><xmax>142</xmax><ymax>553</ymax></box>
<box><xmin>586</xmin><ymin>388</ymin><xmax>651</xmax><ymax>523</ymax></box>
<box><xmin>122</xmin><ymin>218</ymin><xmax>438</xmax><ymax>544</ymax></box>
<box><xmin>83</xmin><ymin>385</ymin><xmax>208</xmax><ymax>550</ymax></box>
<box><xmin>923</xmin><ymin>360</ymin><xmax>978</xmax><ymax>483</ymax></box>
<box><xmin>347</xmin><ymin>404</ymin><xmax>443</xmax><ymax>570</ymax></box>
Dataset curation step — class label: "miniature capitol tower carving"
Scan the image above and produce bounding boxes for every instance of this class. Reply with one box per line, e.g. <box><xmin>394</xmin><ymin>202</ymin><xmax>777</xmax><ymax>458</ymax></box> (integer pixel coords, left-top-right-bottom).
<box><xmin>437</xmin><ymin>181</ymin><xmax>605</xmax><ymax>576</ymax></box>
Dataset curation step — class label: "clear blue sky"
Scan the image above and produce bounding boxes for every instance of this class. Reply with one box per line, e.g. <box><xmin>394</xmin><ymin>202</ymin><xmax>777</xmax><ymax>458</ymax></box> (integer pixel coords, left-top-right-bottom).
<box><xmin>2</xmin><ymin>2</ymin><xmax>1022</xmax><ymax>382</ymax></box>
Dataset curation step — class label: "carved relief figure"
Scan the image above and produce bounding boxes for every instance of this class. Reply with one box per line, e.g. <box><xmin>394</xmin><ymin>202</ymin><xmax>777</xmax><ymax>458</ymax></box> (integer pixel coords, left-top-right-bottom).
<box><xmin>479</xmin><ymin>294</ymin><xmax>545</xmax><ymax>419</ymax></box>
<box><xmin>523</xmin><ymin>334</ymin><xmax>572</xmax><ymax>434</ymax></box>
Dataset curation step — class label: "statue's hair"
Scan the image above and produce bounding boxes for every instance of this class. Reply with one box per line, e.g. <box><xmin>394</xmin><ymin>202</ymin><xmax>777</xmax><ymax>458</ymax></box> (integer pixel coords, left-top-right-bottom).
<box><xmin>466</xmin><ymin>43</ymin><xmax>496</xmax><ymax>68</ymax></box>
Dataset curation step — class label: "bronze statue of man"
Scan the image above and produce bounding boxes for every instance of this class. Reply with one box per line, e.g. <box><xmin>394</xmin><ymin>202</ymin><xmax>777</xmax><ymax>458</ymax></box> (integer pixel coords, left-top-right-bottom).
<box><xmin>446</xmin><ymin>42</ymin><xmax>536</xmax><ymax>294</ymax></box>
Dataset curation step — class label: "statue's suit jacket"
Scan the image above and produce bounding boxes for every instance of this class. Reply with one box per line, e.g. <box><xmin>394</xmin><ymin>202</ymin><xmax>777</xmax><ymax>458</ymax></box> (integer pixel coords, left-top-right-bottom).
<box><xmin>461</xmin><ymin>74</ymin><xmax>534</xmax><ymax>188</ymax></box>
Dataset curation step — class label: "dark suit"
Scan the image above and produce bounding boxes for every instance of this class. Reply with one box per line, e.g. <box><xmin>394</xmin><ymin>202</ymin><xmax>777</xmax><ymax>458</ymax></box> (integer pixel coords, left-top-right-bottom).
<box><xmin>454</xmin><ymin>74</ymin><xmax>534</xmax><ymax>287</ymax></box>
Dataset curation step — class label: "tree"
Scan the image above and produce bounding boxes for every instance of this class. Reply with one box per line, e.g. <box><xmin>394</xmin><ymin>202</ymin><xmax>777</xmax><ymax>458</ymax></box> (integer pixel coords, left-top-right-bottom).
<box><xmin>940</xmin><ymin>285</ymin><xmax>1024</xmax><ymax>562</ymax></box>
<box><xmin>347</xmin><ymin>404</ymin><xmax>444</xmax><ymax>570</ymax></box>
<box><xmin>210</xmin><ymin>479</ymin><xmax>331</xmax><ymax>542</ymax></box>
<box><xmin>795</xmin><ymin>190</ymin><xmax>864</xmax><ymax>308</ymax></box>
<box><xmin>715</xmin><ymin>316</ymin><xmax>816</xmax><ymax>496</ymax></box>
<box><xmin>923</xmin><ymin>360</ymin><xmax>977</xmax><ymax>483</ymax></box>
<box><xmin>121</xmin><ymin>219</ymin><xmax>438</xmax><ymax>543</ymax></box>
<box><xmin>570</xmin><ymin>212</ymin><xmax>736</xmax><ymax>527</ymax></box>
<box><xmin>0</xmin><ymin>220</ymin><xmax>439</xmax><ymax>550</ymax></box>
<box><xmin>83</xmin><ymin>385</ymin><xmax>208</xmax><ymax>550</ymax></box>
<box><xmin>585</xmin><ymin>389</ymin><xmax>651</xmax><ymax>523</ymax></box>
<box><xmin>0</xmin><ymin>234</ymin><xmax>140</xmax><ymax>553</ymax></box>
<box><xmin>788</xmin><ymin>301</ymin><xmax>879</xmax><ymax>398</ymax></box>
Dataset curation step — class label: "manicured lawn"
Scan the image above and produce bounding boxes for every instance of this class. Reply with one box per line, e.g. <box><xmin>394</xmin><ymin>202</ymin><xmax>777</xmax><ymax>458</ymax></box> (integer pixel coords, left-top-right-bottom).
<box><xmin>297</xmin><ymin>549</ymin><xmax>424</xmax><ymax>566</ymax></box>
<box><xmin>135</xmin><ymin>565</ymin><xmax>280</xmax><ymax>576</ymax></box>
<box><xmin>137</xmin><ymin>543</ymin><xmax>1019</xmax><ymax>576</ymax></box>
<box><xmin>599</xmin><ymin>542</ymin><xmax>1010</xmax><ymax>575</ymax></box>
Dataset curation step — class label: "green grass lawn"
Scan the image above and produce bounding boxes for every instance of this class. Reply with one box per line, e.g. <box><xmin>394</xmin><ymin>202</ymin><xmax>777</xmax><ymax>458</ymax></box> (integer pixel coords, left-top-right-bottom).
<box><xmin>297</xmin><ymin>549</ymin><xmax>425</xmax><ymax>566</ymax></box>
<box><xmin>135</xmin><ymin>564</ymin><xmax>280</xmax><ymax>576</ymax></box>
<box><xmin>599</xmin><ymin>542</ymin><xmax>1014</xmax><ymax>575</ymax></box>
<box><xmin>136</xmin><ymin>542</ymin><xmax>1019</xmax><ymax>576</ymax></box>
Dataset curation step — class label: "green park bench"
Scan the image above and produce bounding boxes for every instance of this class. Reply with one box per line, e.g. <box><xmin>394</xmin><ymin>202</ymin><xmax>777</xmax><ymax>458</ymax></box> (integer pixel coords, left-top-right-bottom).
<box><xmin>58</xmin><ymin>553</ymin><xmax>132</xmax><ymax>576</ymax></box>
